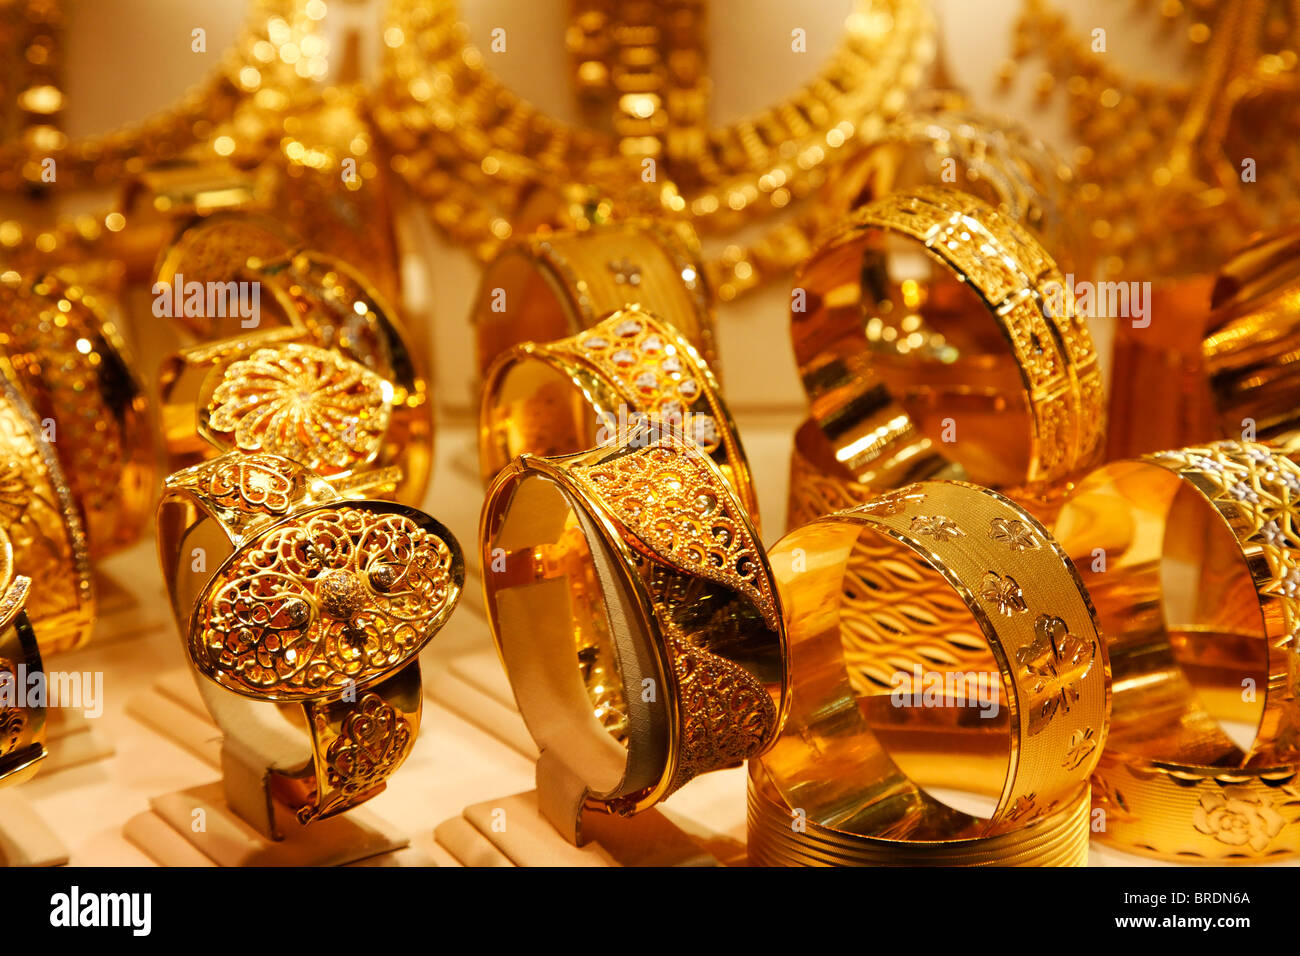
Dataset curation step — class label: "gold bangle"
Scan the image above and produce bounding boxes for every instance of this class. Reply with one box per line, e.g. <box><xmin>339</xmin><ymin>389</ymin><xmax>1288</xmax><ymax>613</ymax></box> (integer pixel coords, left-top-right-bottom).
<box><xmin>1203</xmin><ymin>225</ymin><xmax>1300</xmax><ymax>451</ymax></box>
<box><xmin>0</xmin><ymin>524</ymin><xmax>43</xmax><ymax>789</ymax></box>
<box><xmin>1055</xmin><ymin>439</ymin><xmax>1300</xmax><ymax>861</ymax></box>
<box><xmin>792</xmin><ymin>184</ymin><xmax>1104</xmax><ymax>497</ymax></box>
<box><xmin>758</xmin><ymin>479</ymin><xmax>1109</xmax><ymax>863</ymax></box>
<box><xmin>471</xmin><ymin>219</ymin><xmax>716</xmax><ymax>382</ymax></box>
<box><xmin>479</xmin><ymin>304</ymin><xmax>757</xmax><ymax>520</ymax></box>
<box><xmin>0</xmin><ymin>359</ymin><xmax>94</xmax><ymax>654</ymax></box>
<box><xmin>0</xmin><ymin>271</ymin><xmax>154</xmax><ymax>557</ymax></box>
<box><xmin>825</xmin><ymin>106</ymin><xmax>1085</xmax><ymax>274</ymax></box>
<box><xmin>480</xmin><ymin>423</ymin><xmax>788</xmax><ymax>818</ymax></box>
<box><xmin>157</xmin><ymin>451</ymin><xmax>464</xmax><ymax>825</ymax></box>
<box><xmin>748</xmin><ymin>765</ymin><xmax>1091</xmax><ymax>867</ymax></box>
<box><xmin>155</xmin><ymin>216</ymin><xmax>432</xmax><ymax>504</ymax></box>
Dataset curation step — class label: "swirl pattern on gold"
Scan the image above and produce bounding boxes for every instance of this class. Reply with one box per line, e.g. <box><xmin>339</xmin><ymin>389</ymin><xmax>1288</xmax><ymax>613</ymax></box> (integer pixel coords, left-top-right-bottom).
<box><xmin>300</xmin><ymin>692</ymin><xmax>413</xmax><ymax>824</ymax></box>
<box><xmin>194</xmin><ymin>506</ymin><xmax>457</xmax><ymax>700</ymax></box>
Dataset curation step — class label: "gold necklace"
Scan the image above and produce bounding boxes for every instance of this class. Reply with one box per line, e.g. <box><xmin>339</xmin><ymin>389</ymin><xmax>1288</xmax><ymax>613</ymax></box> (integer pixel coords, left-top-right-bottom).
<box><xmin>1003</xmin><ymin>0</ymin><xmax>1300</xmax><ymax>279</ymax></box>
<box><xmin>0</xmin><ymin>0</ymin><xmax>321</xmax><ymax>269</ymax></box>
<box><xmin>374</xmin><ymin>0</ymin><xmax>935</xmax><ymax>301</ymax></box>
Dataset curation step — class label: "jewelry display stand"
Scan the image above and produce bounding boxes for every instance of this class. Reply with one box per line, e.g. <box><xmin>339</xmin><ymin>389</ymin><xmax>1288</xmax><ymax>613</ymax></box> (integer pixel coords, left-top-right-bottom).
<box><xmin>125</xmin><ymin>671</ymin><xmax>413</xmax><ymax>867</ymax></box>
<box><xmin>0</xmin><ymin>791</ymin><xmax>68</xmax><ymax>866</ymax></box>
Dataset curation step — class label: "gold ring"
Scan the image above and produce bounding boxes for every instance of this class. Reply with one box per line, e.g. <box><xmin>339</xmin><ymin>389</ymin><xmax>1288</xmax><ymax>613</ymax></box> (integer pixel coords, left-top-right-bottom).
<box><xmin>157</xmin><ymin>450</ymin><xmax>464</xmax><ymax>825</ymax></box>
<box><xmin>480</xmin><ymin>422</ymin><xmax>787</xmax><ymax>820</ymax></box>
<box><xmin>0</xmin><ymin>271</ymin><xmax>153</xmax><ymax>557</ymax></box>
<box><xmin>791</xmin><ymin>184</ymin><xmax>1103</xmax><ymax>509</ymax></box>
<box><xmin>478</xmin><ymin>304</ymin><xmax>757</xmax><ymax>519</ymax></box>
<box><xmin>0</xmin><ymin>359</ymin><xmax>94</xmax><ymax>654</ymax></box>
<box><xmin>472</xmin><ymin>219</ymin><xmax>716</xmax><ymax>383</ymax></box>
<box><xmin>757</xmin><ymin>479</ymin><xmax>1109</xmax><ymax>864</ymax></box>
<box><xmin>1055</xmin><ymin>439</ymin><xmax>1300</xmax><ymax>861</ymax></box>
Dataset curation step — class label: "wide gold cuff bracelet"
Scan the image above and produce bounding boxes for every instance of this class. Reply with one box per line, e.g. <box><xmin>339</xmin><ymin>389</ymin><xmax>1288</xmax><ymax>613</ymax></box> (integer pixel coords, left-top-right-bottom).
<box><xmin>755</xmin><ymin>479</ymin><xmax>1109</xmax><ymax>865</ymax></box>
<box><xmin>790</xmin><ymin>184</ymin><xmax>1103</xmax><ymax>516</ymax></box>
<box><xmin>156</xmin><ymin>215</ymin><xmax>432</xmax><ymax>503</ymax></box>
<box><xmin>1056</xmin><ymin>439</ymin><xmax>1300</xmax><ymax>861</ymax></box>
<box><xmin>157</xmin><ymin>451</ymin><xmax>464</xmax><ymax>825</ymax></box>
<box><xmin>0</xmin><ymin>271</ymin><xmax>153</xmax><ymax>557</ymax></box>
<box><xmin>480</xmin><ymin>424</ymin><xmax>788</xmax><ymax>821</ymax></box>
<box><xmin>479</xmin><ymin>305</ymin><xmax>757</xmax><ymax>520</ymax></box>
<box><xmin>471</xmin><ymin>219</ymin><xmax>716</xmax><ymax>382</ymax></box>
<box><xmin>0</xmin><ymin>525</ymin><xmax>44</xmax><ymax>789</ymax></box>
<box><xmin>0</xmin><ymin>359</ymin><xmax>94</xmax><ymax>654</ymax></box>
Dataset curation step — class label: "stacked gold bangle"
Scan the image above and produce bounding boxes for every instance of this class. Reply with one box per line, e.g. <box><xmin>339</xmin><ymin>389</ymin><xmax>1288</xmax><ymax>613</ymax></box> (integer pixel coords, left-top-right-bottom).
<box><xmin>1055</xmin><ymin>440</ymin><xmax>1300</xmax><ymax>861</ymax></box>
<box><xmin>480</xmin><ymin>424</ymin><xmax>787</xmax><ymax>826</ymax></box>
<box><xmin>479</xmin><ymin>305</ymin><xmax>756</xmax><ymax>518</ymax></box>
<box><xmin>753</xmin><ymin>480</ymin><xmax>1108</xmax><ymax>866</ymax></box>
<box><xmin>472</xmin><ymin>220</ymin><xmax>717</xmax><ymax>383</ymax></box>
<box><xmin>789</xmin><ymin>184</ymin><xmax>1103</xmax><ymax>529</ymax></box>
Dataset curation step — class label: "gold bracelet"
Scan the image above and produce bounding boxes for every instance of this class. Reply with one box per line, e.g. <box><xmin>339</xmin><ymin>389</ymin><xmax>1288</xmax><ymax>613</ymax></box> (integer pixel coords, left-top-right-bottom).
<box><xmin>791</xmin><ymin>185</ymin><xmax>1104</xmax><ymax>505</ymax></box>
<box><xmin>757</xmin><ymin>479</ymin><xmax>1109</xmax><ymax>864</ymax></box>
<box><xmin>0</xmin><ymin>524</ymin><xmax>43</xmax><ymax>789</ymax></box>
<box><xmin>1056</xmin><ymin>440</ymin><xmax>1300</xmax><ymax>861</ymax></box>
<box><xmin>472</xmin><ymin>219</ymin><xmax>716</xmax><ymax>383</ymax></box>
<box><xmin>0</xmin><ymin>271</ymin><xmax>153</xmax><ymax>557</ymax></box>
<box><xmin>480</xmin><ymin>423</ymin><xmax>787</xmax><ymax>819</ymax></box>
<box><xmin>748</xmin><ymin>766</ymin><xmax>1091</xmax><ymax>866</ymax></box>
<box><xmin>1203</xmin><ymin>225</ymin><xmax>1300</xmax><ymax>452</ymax></box>
<box><xmin>0</xmin><ymin>359</ymin><xmax>93</xmax><ymax>654</ymax></box>
<box><xmin>157</xmin><ymin>451</ymin><xmax>464</xmax><ymax>825</ymax></box>
<box><xmin>825</xmin><ymin>105</ymin><xmax>1084</xmax><ymax>274</ymax></box>
<box><xmin>156</xmin><ymin>216</ymin><xmax>432</xmax><ymax>503</ymax></box>
<box><xmin>479</xmin><ymin>305</ymin><xmax>757</xmax><ymax>521</ymax></box>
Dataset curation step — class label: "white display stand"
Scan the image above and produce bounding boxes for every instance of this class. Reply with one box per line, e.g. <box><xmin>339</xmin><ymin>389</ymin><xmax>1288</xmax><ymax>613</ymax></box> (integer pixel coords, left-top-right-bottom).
<box><xmin>125</xmin><ymin>671</ymin><xmax>417</xmax><ymax>866</ymax></box>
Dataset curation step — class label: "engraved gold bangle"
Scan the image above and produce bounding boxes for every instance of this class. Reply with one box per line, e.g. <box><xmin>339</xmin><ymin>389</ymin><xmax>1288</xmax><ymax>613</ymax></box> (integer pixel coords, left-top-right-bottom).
<box><xmin>791</xmin><ymin>185</ymin><xmax>1104</xmax><ymax>504</ymax></box>
<box><xmin>0</xmin><ymin>359</ymin><xmax>94</xmax><ymax>654</ymax></box>
<box><xmin>756</xmin><ymin>479</ymin><xmax>1109</xmax><ymax>865</ymax></box>
<box><xmin>825</xmin><ymin>106</ymin><xmax>1085</xmax><ymax>274</ymax></box>
<box><xmin>155</xmin><ymin>216</ymin><xmax>432</xmax><ymax>504</ymax></box>
<box><xmin>0</xmin><ymin>525</ymin><xmax>44</xmax><ymax>789</ymax></box>
<box><xmin>0</xmin><ymin>271</ymin><xmax>154</xmax><ymax>557</ymax></box>
<box><xmin>479</xmin><ymin>305</ymin><xmax>757</xmax><ymax>520</ymax></box>
<box><xmin>480</xmin><ymin>423</ymin><xmax>788</xmax><ymax>821</ymax></box>
<box><xmin>471</xmin><ymin>219</ymin><xmax>716</xmax><ymax>382</ymax></box>
<box><xmin>156</xmin><ymin>451</ymin><xmax>464</xmax><ymax>826</ymax></box>
<box><xmin>1055</xmin><ymin>440</ymin><xmax>1300</xmax><ymax>861</ymax></box>
<box><xmin>1203</xmin><ymin>225</ymin><xmax>1300</xmax><ymax>454</ymax></box>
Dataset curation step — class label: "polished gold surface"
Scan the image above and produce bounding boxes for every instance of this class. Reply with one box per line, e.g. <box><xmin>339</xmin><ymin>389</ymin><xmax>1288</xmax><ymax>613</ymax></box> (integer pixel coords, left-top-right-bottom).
<box><xmin>758</xmin><ymin>479</ymin><xmax>1108</xmax><ymax>864</ymax></box>
<box><xmin>157</xmin><ymin>451</ymin><xmax>464</xmax><ymax>824</ymax></box>
<box><xmin>1056</xmin><ymin>440</ymin><xmax>1300</xmax><ymax>861</ymax></box>
<box><xmin>480</xmin><ymin>424</ymin><xmax>787</xmax><ymax>817</ymax></box>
